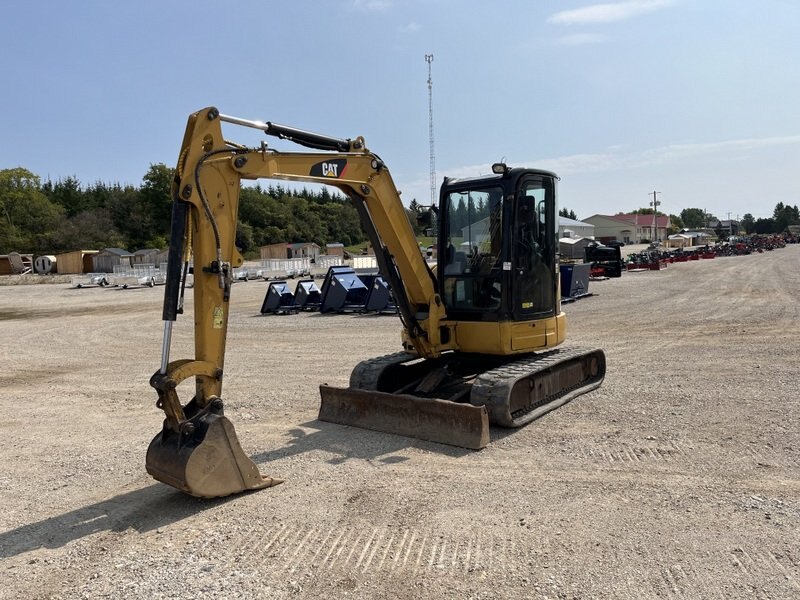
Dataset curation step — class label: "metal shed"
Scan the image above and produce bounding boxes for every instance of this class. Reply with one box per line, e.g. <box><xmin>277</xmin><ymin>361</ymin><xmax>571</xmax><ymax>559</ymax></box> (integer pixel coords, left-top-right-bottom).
<box><xmin>559</xmin><ymin>236</ymin><xmax>594</xmax><ymax>260</ymax></box>
<box><xmin>325</xmin><ymin>243</ymin><xmax>345</xmax><ymax>257</ymax></box>
<box><xmin>132</xmin><ymin>248</ymin><xmax>161</xmax><ymax>265</ymax></box>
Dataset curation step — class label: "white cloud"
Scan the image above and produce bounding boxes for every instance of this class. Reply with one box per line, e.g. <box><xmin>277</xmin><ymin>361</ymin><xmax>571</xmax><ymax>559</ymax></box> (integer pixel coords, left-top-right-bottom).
<box><xmin>398</xmin><ymin>22</ymin><xmax>421</xmax><ymax>34</ymax></box>
<box><xmin>554</xmin><ymin>33</ymin><xmax>608</xmax><ymax>46</ymax></box>
<box><xmin>548</xmin><ymin>0</ymin><xmax>675</xmax><ymax>25</ymax></box>
<box><xmin>349</xmin><ymin>0</ymin><xmax>392</xmax><ymax>11</ymax></box>
<box><xmin>536</xmin><ymin>135</ymin><xmax>800</xmax><ymax>176</ymax></box>
<box><xmin>398</xmin><ymin>134</ymin><xmax>800</xmax><ymax>207</ymax></box>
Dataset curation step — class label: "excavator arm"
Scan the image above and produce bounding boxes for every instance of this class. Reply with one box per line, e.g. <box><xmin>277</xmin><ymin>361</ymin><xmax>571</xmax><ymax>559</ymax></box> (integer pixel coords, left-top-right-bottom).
<box><xmin>147</xmin><ymin>107</ymin><xmax>453</xmax><ymax>497</ymax></box>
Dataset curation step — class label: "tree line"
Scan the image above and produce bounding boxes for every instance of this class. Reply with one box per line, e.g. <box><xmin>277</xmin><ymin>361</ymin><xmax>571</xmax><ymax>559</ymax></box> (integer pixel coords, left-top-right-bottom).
<box><xmin>676</xmin><ymin>205</ymin><xmax>800</xmax><ymax>235</ymax></box>
<box><xmin>562</xmin><ymin>204</ymin><xmax>800</xmax><ymax>237</ymax></box>
<box><xmin>5</xmin><ymin>161</ymin><xmax>795</xmax><ymax>257</ymax></box>
<box><xmin>0</xmin><ymin>165</ymin><xmax>377</xmax><ymax>257</ymax></box>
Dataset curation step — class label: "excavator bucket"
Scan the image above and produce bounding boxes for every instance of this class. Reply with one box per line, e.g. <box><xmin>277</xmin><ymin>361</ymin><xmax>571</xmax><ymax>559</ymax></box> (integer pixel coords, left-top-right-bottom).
<box><xmin>146</xmin><ymin>412</ymin><xmax>282</xmax><ymax>498</ymax></box>
<box><xmin>318</xmin><ymin>385</ymin><xmax>490</xmax><ymax>449</ymax></box>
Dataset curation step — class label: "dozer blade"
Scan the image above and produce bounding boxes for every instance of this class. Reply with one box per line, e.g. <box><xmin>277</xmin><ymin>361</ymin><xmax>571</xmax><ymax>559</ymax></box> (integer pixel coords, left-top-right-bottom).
<box><xmin>146</xmin><ymin>413</ymin><xmax>282</xmax><ymax>498</ymax></box>
<box><xmin>318</xmin><ymin>385</ymin><xmax>490</xmax><ymax>449</ymax></box>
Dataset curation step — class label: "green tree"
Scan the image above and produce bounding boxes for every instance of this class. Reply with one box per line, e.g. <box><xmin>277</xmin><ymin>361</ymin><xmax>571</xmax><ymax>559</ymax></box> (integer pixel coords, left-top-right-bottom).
<box><xmin>453</xmin><ymin>197</ymin><xmax>467</xmax><ymax>234</ymax></box>
<box><xmin>51</xmin><ymin>209</ymin><xmax>124</xmax><ymax>252</ymax></box>
<box><xmin>773</xmin><ymin>202</ymin><xmax>800</xmax><ymax>233</ymax></box>
<box><xmin>0</xmin><ymin>167</ymin><xmax>65</xmax><ymax>253</ymax></box>
<box><xmin>754</xmin><ymin>218</ymin><xmax>776</xmax><ymax>234</ymax></box>
<box><xmin>139</xmin><ymin>163</ymin><xmax>174</xmax><ymax>242</ymax></box>
<box><xmin>680</xmin><ymin>208</ymin><xmax>715</xmax><ymax>229</ymax></box>
<box><xmin>235</xmin><ymin>219</ymin><xmax>255</xmax><ymax>253</ymax></box>
<box><xmin>108</xmin><ymin>164</ymin><xmax>173</xmax><ymax>249</ymax></box>
<box><xmin>324</xmin><ymin>202</ymin><xmax>364</xmax><ymax>246</ymax></box>
<box><xmin>741</xmin><ymin>213</ymin><xmax>755</xmax><ymax>234</ymax></box>
<box><xmin>43</xmin><ymin>176</ymin><xmax>88</xmax><ymax>217</ymax></box>
<box><xmin>107</xmin><ymin>183</ymin><xmax>144</xmax><ymax>248</ymax></box>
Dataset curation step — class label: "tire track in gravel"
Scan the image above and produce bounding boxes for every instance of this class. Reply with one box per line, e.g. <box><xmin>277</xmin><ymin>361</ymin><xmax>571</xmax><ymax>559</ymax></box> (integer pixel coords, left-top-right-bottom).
<box><xmin>631</xmin><ymin>539</ymin><xmax>799</xmax><ymax>600</ymax></box>
<box><xmin>216</xmin><ymin>523</ymin><xmax>505</xmax><ymax>577</ymax></box>
<box><xmin>727</xmin><ymin>543</ymin><xmax>800</xmax><ymax>598</ymax></box>
<box><xmin>484</xmin><ymin>434</ymin><xmax>800</xmax><ymax>479</ymax></box>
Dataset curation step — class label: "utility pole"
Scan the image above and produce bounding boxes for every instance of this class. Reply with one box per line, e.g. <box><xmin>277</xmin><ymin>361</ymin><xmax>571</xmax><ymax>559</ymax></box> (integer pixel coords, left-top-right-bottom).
<box><xmin>727</xmin><ymin>212</ymin><xmax>732</xmax><ymax>237</ymax></box>
<box><xmin>425</xmin><ymin>54</ymin><xmax>436</xmax><ymax>207</ymax></box>
<box><xmin>649</xmin><ymin>191</ymin><xmax>661</xmax><ymax>242</ymax></box>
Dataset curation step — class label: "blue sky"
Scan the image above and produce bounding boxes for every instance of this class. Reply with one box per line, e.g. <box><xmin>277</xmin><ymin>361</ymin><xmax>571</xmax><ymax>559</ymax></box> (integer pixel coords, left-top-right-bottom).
<box><xmin>2</xmin><ymin>1</ymin><xmax>798</xmax><ymax>221</ymax></box>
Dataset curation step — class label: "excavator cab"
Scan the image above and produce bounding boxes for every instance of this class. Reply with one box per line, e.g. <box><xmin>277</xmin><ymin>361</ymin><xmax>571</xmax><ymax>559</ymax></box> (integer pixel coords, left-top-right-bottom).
<box><xmin>438</xmin><ymin>165</ymin><xmax>558</xmax><ymax>322</ymax></box>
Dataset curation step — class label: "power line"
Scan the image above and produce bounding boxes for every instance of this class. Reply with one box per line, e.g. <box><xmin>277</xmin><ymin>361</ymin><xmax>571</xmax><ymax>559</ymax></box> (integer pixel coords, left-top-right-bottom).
<box><xmin>649</xmin><ymin>190</ymin><xmax>661</xmax><ymax>241</ymax></box>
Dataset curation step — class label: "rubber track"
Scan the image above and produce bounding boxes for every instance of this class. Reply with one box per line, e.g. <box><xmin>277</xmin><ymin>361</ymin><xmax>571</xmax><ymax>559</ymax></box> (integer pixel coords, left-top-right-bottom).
<box><xmin>348</xmin><ymin>346</ymin><xmax>605</xmax><ymax>428</ymax></box>
<box><xmin>471</xmin><ymin>345</ymin><xmax>605</xmax><ymax>427</ymax></box>
<box><xmin>349</xmin><ymin>352</ymin><xmax>417</xmax><ymax>390</ymax></box>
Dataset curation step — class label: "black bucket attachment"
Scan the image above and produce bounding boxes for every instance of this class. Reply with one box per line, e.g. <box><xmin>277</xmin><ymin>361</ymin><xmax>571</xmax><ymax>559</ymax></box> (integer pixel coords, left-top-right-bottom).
<box><xmin>360</xmin><ymin>274</ymin><xmax>397</xmax><ymax>314</ymax></box>
<box><xmin>318</xmin><ymin>385</ymin><xmax>490</xmax><ymax>449</ymax></box>
<box><xmin>260</xmin><ymin>281</ymin><xmax>299</xmax><ymax>314</ymax></box>
<box><xmin>319</xmin><ymin>266</ymin><xmax>369</xmax><ymax>313</ymax></box>
<box><xmin>295</xmin><ymin>279</ymin><xmax>322</xmax><ymax>310</ymax></box>
<box><xmin>559</xmin><ymin>263</ymin><xmax>591</xmax><ymax>300</ymax></box>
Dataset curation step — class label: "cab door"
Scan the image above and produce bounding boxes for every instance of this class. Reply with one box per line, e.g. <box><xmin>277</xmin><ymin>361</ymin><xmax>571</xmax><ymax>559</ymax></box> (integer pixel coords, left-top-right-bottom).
<box><xmin>511</xmin><ymin>176</ymin><xmax>557</xmax><ymax>321</ymax></box>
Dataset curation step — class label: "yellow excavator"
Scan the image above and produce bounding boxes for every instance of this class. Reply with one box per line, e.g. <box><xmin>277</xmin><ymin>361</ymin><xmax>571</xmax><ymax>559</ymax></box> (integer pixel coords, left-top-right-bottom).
<box><xmin>146</xmin><ymin>107</ymin><xmax>606</xmax><ymax>498</ymax></box>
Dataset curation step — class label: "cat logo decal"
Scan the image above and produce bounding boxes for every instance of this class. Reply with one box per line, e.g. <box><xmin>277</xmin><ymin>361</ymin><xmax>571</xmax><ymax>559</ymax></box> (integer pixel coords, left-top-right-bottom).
<box><xmin>310</xmin><ymin>159</ymin><xmax>347</xmax><ymax>178</ymax></box>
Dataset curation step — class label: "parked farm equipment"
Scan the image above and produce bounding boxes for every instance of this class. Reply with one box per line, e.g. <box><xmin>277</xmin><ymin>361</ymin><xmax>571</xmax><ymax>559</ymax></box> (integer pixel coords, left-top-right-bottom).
<box><xmin>584</xmin><ymin>242</ymin><xmax>624</xmax><ymax>278</ymax></box>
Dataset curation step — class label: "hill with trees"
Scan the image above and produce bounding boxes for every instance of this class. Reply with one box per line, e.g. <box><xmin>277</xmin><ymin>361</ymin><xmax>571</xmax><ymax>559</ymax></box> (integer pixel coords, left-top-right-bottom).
<box><xmin>0</xmin><ymin>165</ymin><xmax>378</xmax><ymax>257</ymax></box>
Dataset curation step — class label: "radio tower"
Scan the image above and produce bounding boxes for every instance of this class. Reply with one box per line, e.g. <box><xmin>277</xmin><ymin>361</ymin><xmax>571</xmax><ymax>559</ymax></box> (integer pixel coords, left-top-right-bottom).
<box><xmin>425</xmin><ymin>54</ymin><xmax>436</xmax><ymax>205</ymax></box>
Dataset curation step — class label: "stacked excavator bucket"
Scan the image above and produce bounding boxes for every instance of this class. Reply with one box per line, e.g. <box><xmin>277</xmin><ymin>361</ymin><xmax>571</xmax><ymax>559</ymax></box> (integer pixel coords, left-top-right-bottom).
<box><xmin>319</xmin><ymin>266</ymin><xmax>370</xmax><ymax>313</ymax></box>
<box><xmin>260</xmin><ymin>281</ymin><xmax>300</xmax><ymax>314</ymax></box>
<box><xmin>259</xmin><ymin>269</ymin><xmax>397</xmax><ymax>316</ymax></box>
<box><xmin>295</xmin><ymin>279</ymin><xmax>322</xmax><ymax>310</ymax></box>
<box><xmin>360</xmin><ymin>274</ymin><xmax>396</xmax><ymax>313</ymax></box>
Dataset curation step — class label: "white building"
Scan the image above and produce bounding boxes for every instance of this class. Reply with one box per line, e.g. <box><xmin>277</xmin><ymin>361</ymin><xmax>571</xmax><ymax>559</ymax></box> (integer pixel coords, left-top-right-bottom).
<box><xmin>559</xmin><ymin>217</ymin><xmax>595</xmax><ymax>239</ymax></box>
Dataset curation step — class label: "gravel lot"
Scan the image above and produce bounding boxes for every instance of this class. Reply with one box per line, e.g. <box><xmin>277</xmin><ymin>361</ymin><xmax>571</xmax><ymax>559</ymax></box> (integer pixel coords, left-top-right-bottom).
<box><xmin>1</xmin><ymin>245</ymin><xmax>798</xmax><ymax>599</ymax></box>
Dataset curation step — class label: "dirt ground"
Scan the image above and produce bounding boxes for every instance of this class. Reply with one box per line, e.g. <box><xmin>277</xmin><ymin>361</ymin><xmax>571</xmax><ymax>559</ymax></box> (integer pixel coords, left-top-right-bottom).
<box><xmin>1</xmin><ymin>245</ymin><xmax>798</xmax><ymax>599</ymax></box>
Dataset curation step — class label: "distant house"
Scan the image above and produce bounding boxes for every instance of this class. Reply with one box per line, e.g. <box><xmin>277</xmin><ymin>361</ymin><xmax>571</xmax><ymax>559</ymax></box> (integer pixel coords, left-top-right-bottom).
<box><xmin>667</xmin><ymin>234</ymin><xmax>693</xmax><ymax>248</ymax></box>
<box><xmin>325</xmin><ymin>243</ymin><xmax>345</xmax><ymax>257</ymax></box>
<box><xmin>583</xmin><ymin>213</ymin><xmax>670</xmax><ymax>244</ymax></box>
<box><xmin>707</xmin><ymin>219</ymin><xmax>739</xmax><ymax>237</ymax></box>
<box><xmin>260</xmin><ymin>242</ymin><xmax>320</xmax><ymax>261</ymax></box>
<box><xmin>132</xmin><ymin>248</ymin><xmax>161</xmax><ymax>265</ymax></box>
<box><xmin>558</xmin><ymin>217</ymin><xmax>595</xmax><ymax>239</ymax></box>
<box><xmin>92</xmin><ymin>248</ymin><xmax>134</xmax><ymax>273</ymax></box>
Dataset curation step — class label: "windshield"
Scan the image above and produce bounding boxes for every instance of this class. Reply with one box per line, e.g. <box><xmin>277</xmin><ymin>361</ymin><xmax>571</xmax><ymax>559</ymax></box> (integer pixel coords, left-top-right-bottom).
<box><xmin>443</xmin><ymin>187</ymin><xmax>503</xmax><ymax>272</ymax></box>
<box><xmin>441</xmin><ymin>186</ymin><xmax>505</xmax><ymax>312</ymax></box>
